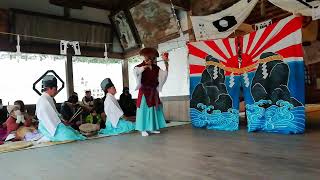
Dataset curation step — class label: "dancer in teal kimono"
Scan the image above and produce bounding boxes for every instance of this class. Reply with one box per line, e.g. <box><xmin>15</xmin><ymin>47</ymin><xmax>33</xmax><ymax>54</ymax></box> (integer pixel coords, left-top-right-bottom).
<box><xmin>99</xmin><ymin>78</ymin><xmax>135</xmax><ymax>136</ymax></box>
<box><xmin>36</xmin><ymin>75</ymin><xmax>86</xmax><ymax>142</ymax></box>
<box><xmin>133</xmin><ymin>48</ymin><xmax>169</xmax><ymax>136</ymax></box>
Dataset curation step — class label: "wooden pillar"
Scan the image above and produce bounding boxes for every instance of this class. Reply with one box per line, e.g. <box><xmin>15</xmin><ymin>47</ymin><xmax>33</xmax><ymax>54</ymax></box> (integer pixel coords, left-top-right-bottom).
<box><xmin>64</xmin><ymin>7</ymin><xmax>70</xmax><ymax>18</ymax></box>
<box><xmin>63</xmin><ymin>5</ymin><xmax>73</xmax><ymax>98</ymax></box>
<box><xmin>65</xmin><ymin>52</ymin><xmax>74</xmax><ymax>97</ymax></box>
<box><xmin>187</xmin><ymin>10</ymin><xmax>196</xmax><ymax>42</ymax></box>
<box><xmin>122</xmin><ymin>59</ymin><xmax>129</xmax><ymax>88</ymax></box>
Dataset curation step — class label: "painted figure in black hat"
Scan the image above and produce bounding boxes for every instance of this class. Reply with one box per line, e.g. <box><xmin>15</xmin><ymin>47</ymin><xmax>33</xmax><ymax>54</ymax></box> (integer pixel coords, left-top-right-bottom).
<box><xmin>190</xmin><ymin>55</ymin><xmax>233</xmax><ymax>113</ymax></box>
<box><xmin>251</xmin><ymin>52</ymin><xmax>302</xmax><ymax>107</ymax></box>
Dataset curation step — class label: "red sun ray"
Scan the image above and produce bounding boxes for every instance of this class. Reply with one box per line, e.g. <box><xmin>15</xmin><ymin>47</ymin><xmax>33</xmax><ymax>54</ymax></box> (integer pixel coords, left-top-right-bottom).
<box><xmin>244</xmin><ymin>31</ymin><xmax>256</xmax><ymax>54</ymax></box>
<box><xmin>248</xmin><ymin>21</ymin><xmax>279</xmax><ymax>57</ymax></box>
<box><xmin>276</xmin><ymin>44</ymin><xmax>304</xmax><ymax>58</ymax></box>
<box><xmin>187</xmin><ymin>43</ymin><xmax>208</xmax><ymax>60</ymax></box>
<box><xmin>222</xmin><ymin>38</ymin><xmax>234</xmax><ymax>57</ymax></box>
<box><xmin>204</xmin><ymin>40</ymin><xmax>228</xmax><ymax>60</ymax></box>
<box><xmin>189</xmin><ymin>64</ymin><xmax>205</xmax><ymax>74</ymax></box>
<box><xmin>251</xmin><ymin>17</ymin><xmax>302</xmax><ymax>59</ymax></box>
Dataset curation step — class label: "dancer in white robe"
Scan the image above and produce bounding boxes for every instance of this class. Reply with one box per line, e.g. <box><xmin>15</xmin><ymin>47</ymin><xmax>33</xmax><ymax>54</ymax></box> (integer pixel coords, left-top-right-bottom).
<box><xmin>99</xmin><ymin>78</ymin><xmax>135</xmax><ymax>135</ymax></box>
<box><xmin>36</xmin><ymin>75</ymin><xmax>85</xmax><ymax>142</ymax></box>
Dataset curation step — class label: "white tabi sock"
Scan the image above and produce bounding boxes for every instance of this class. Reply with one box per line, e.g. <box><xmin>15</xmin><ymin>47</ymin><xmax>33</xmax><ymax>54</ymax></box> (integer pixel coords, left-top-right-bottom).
<box><xmin>141</xmin><ymin>131</ymin><xmax>149</xmax><ymax>136</ymax></box>
<box><xmin>150</xmin><ymin>131</ymin><xmax>160</xmax><ymax>134</ymax></box>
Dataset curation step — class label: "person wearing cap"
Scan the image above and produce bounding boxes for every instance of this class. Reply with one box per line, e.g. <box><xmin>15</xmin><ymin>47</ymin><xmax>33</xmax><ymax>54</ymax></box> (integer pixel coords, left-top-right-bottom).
<box><xmin>99</xmin><ymin>78</ymin><xmax>135</xmax><ymax>135</ymax></box>
<box><xmin>36</xmin><ymin>75</ymin><xmax>86</xmax><ymax>142</ymax></box>
<box><xmin>82</xmin><ymin>89</ymin><xmax>94</xmax><ymax>107</ymax></box>
<box><xmin>119</xmin><ymin>87</ymin><xmax>136</xmax><ymax>117</ymax></box>
<box><xmin>133</xmin><ymin>47</ymin><xmax>169</xmax><ymax>136</ymax></box>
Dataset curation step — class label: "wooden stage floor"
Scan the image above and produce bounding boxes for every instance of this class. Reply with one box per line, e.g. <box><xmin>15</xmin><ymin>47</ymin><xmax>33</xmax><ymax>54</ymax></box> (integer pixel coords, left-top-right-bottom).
<box><xmin>0</xmin><ymin>124</ymin><xmax>319</xmax><ymax>180</ymax></box>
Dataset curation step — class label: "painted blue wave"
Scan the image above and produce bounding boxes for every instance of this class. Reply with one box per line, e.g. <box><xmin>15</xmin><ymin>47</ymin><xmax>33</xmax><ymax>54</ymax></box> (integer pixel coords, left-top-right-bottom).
<box><xmin>190</xmin><ymin>103</ymin><xmax>239</xmax><ymax>131</ymax></box>
<box><xmin>246</xmin><ymin>100</ymin><xmax>305</xmax><ymax>134</ymax></box>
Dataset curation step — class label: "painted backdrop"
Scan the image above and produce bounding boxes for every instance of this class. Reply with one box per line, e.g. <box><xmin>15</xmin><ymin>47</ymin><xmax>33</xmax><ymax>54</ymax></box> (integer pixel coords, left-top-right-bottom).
<box><xmin>188</xmin><ymin>16</ymin><xmax>305</xmax><ymax>134</ymax></box>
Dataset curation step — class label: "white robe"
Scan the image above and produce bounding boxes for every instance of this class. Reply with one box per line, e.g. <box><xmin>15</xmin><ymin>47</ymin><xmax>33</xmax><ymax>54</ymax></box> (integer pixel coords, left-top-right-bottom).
<box><xmin>36</xmin><ymin>93</ymin><xmax>61</xmax><ymax>137</ymax></box>
<box><xmin>133</xmin><ymin>67</ymin><xmax>168</xmax><ymax>92</ymax></box>
<box><xmin>104</xmin><ymin>93</ymin><xmax>124</xmax><ymax>128</ymax></box>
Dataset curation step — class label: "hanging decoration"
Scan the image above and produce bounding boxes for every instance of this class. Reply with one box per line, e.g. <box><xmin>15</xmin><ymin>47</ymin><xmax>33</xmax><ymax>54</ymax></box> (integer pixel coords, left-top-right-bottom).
<box><xmin>154</xmin><ymin>0</ymin><xmax>188</xmax><ymax>57</ymax></box>
<box><xmin>104</xmin><ymin>43</ymin><xmax>108</xmax><ymax>61</ymax></box>
<box><xmin>60</xmin><ymin>40</ymin><xmax>68</xmax><ymax>55</ymax></box>
<box><xmin>190</xmin><ymin>0</ymin><xmax>258</xmax><ymax>41</ymax></box>
<box><xmin>0</xmin><ymin>30</ymin><xmax>187</xmax><ymax>59</ymax></box>
<box><xmin>1</xmin><ymin>0</ymin><xmax>318</xmax><ymax>59</ymax></box>
<box><xmin>71</xmin><ymin>41</ymin><xmax>81</xmax><ymax>55</ymax></box>
<box><xmin>189</xmin><ymin>16</ymin><xmax>305</xmax><ymax>134</ymax></box>
<box><xmin>0</xmin><ymin>0</ymin><xmax>190</xmax><ymax>60</ymax></box>
<box><xmin>169</xmin><ymin>0</ymin><xmax>184</xmax><ymax>40</ymax></box>
<box><xmin>268</xmin><ymin>0</ymin><xmax>320</xmax><ymax>17</ymax></box>
<box><xmin>16</xmin><ymin>35</ymin><xmax>21</xmax><ymax>55</ymax></box>
<box><xmin>129</xmin><ymin>0</ymin><xmax>180</xmax><ymax>47</ymax></box>
<box><xmin>59</xmin><ymin>40</ymin><xmax>81</xmax><ymax>55</ymax></box>
<box><xmin>312</xmin><ymin>5</ymin><xmax>320</xmax><ymax>20</ymax></box>
<box><xmin>109</xmin><ymin>10</ymin><xmax>140</xmax><ymax>52</ymax></box>
<box><xmin>72</xmin><ymin>56</ymin><xmax>122</xmax><ymax>64</ymax></box>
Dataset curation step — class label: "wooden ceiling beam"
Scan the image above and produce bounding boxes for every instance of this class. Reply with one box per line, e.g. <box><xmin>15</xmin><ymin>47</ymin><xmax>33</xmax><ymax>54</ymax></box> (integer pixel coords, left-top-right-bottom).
<box><xmin>82</xmin><ymin>0</ymin><xmax>190</xmax><ymax>12</ymax></box>
<box><xmin>160</xmin><ymin>0</ymin><xmax>190</xmax><ymax>10</ymax></box>
<box><xmin>81</xmin><ymin>2</ymin><xmax>117</xmax><ymax>11</ymax></box>
<box><xmin>246</xmin><ymin>11</ymin><xmax>291</xmax><ymax>24</ymax></box>
<box><xmin>49</xmin><ymin>0</ymin><xmax>83</xmax><ymax>9</ymax></box>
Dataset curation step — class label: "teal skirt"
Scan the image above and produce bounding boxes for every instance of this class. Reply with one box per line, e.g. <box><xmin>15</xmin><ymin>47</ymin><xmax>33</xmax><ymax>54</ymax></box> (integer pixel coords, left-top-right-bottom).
<box><xmin>39</xmin><ymin>121</ymin><xmax>86</xmax><ymax>142</ymax></box>
<box><xmin>99</xmin><ymin>118</ymin><xmax>135</xmax><ymax>136</ymax></box>
<box><xmin>135</xmin><ymin>95</ymin><xmax>167</xmax><ymax>131</ymax></box>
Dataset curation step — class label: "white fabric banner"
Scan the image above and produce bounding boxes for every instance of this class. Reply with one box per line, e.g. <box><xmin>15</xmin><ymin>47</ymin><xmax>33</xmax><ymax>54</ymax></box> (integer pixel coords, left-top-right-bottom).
<box><xmin>191</xmin><ymin>0</ymin><xmax>258</xmax><ymax>41</ymax></box>
<box><xmin>312</xmin><ymin>5</ymin><xmax>320</xmax><ymax>20</ymax></box>
<box><xmin>268</xmin><ymin>0</ymin><xmax>320</xmax><ymax>17</ymax></box>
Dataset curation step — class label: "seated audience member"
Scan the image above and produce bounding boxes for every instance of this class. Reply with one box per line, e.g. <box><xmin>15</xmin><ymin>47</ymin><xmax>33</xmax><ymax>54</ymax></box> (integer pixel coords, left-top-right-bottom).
<box><xmin>36</xmin><ymin>75</ymin><xmax>85</xmax><ymax>142</ymax></box>
<box><xmin>82</xmin><ymin>90</ymin><xmax>94</xmax><ymax>107</ymax></box>
<box><xmin>0</xmin><ymin>99</ymin><xmax>7</xmax><ymax>141</ymax></box>
<box><xmin>72</xmin><ymin>92</ymin><xmax>78</xmax><ymax>97</ymax></box>
<box><xmin>119</xmin><ymin>87</ymin><xmax>136</xmax><ymax>117</ymax></box>
<box><xmin>2</xmin><ymin>105</ymin><xmax>20</xmax><ymax>140</ymax></box>
<box><xmin>99</xmin><ymin>78</ymin><xmax>135</xmax><ymax>136</ymax></box>
<box><xmin>2</xmin><ymin>105</ymin><xmax>40</xmax><ymax>141</ymax></box>
<box><xmin>13</xmin><ymin>100</ymin><xmax>32</xmax><ymax>126</ymax></box>
<box><xmin>85</xmin><ymin>98</ymin><xmax>104</xmax><ymax>126</ymax></box>
<box><xmin>60</xmin><ymin>95</ymin><xmax>83</xmax><ymax>130</ymax></box>
<box><xmin>0</xmin><ymin>99</ymin><xmax>7</xmax><ymax>125</ymax></box>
